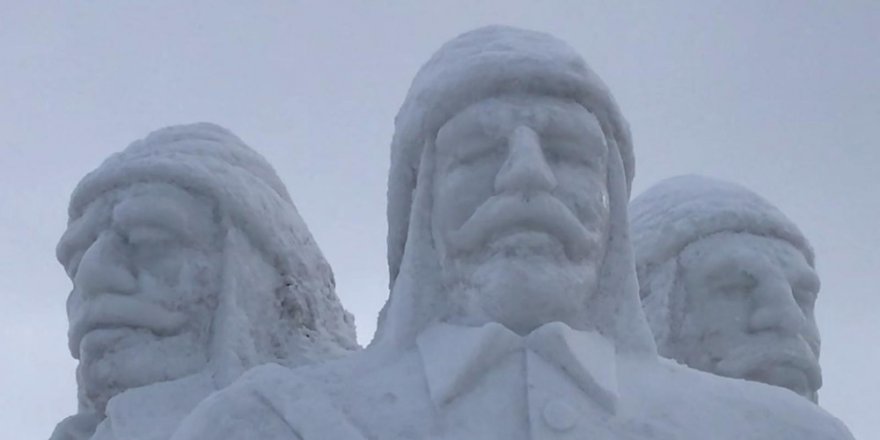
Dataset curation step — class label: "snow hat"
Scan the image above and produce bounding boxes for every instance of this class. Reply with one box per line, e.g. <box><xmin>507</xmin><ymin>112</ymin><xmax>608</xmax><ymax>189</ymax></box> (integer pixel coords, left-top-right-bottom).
<box><xmin>387</xmin><ymin>25</ymin><xmax>634</xmax><ymax>288</ymax></box>
<box><xmin>60</xmin><ymin>123</ymin><xmax>358</xmax><ymax>364</ymax></box>
<box><xmin>631</xmin><ymin>175</ymin><xmax>815</xmax><ymax>349</ymax></box>
<box><xmin>631</xmin><ymin>174</ymin><xmax>814</xmax><ymax>287</ymax></box>
<box><xmin>376</xmin><ymin>26</ymin><xmax>655</xmax><ymax>354</ymax></box>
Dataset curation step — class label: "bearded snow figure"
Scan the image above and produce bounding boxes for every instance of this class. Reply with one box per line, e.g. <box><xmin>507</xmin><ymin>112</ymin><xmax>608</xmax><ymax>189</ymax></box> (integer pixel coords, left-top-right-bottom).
<box><xmin>172</xmin><ymin>27</ymin><xmax>852</xmax><ymax>440</ymax></box>
<box><xmin>631</xmin><ymin>175</ymin><xmax>823</xmax><ymax>402</ymax></box>
<box><xmin>50</xmin><ymin>123</ymin><xmax>358</xmax><ymax>440</ymax></box>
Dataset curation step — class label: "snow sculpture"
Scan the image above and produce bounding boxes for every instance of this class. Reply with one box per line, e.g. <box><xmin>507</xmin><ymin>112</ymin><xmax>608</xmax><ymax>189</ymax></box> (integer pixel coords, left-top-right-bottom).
<box><xmin>172</xmin><ymin>27</ymin><xmax>853</xmax><ymax>440</ymax></box>
<box><xmin>631</xmin><ymin>175</ymin><xmax>823</xmax><ymax>402</ymax></box>
<box><xmin>50</xmin><ymin>123</ymin><xmax>358</xmax><ymax>440</ymax></box>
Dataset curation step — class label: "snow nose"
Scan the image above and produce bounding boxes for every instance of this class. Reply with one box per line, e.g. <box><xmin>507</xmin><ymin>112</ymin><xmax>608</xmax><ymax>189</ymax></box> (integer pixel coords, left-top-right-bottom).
<box><xmin>73</xmin><ymin>231</ymin><xmax>137</xmax><ymax>298</ymax></box>
<box><xmin>494</xmin><ymin>126</ymin><xmax>557</xmax><ymax>194</ymax></box>
<box><xmin>748</xmin><ymin>280</ymin><xmax>805</xmax><ymax>336</ymax></box>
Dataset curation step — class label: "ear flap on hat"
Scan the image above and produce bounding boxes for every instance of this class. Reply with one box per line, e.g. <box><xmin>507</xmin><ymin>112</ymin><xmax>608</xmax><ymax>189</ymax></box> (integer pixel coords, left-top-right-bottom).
<box><xmin>207</xmin><ymin>221</ymin><xmax>256</xmax><ymax>388</ymax></box>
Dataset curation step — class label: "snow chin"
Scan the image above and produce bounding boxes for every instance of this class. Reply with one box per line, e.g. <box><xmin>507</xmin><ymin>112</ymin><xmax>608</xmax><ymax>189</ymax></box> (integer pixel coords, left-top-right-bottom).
<box><xmin>443</xmin><ymin>234</ymin><xmax>599</xmax><ymax>335</ymax></box>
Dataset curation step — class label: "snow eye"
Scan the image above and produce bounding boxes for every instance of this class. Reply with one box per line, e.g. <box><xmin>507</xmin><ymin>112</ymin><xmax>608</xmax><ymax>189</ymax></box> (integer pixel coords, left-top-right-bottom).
<box><xmin>542</xmin><ymin>138</ymin><xmax>593</xmax><ymax>168</ymax></box>
<box><xmin>125</xmin><ymin>226</ymin><xmax>177</xmax><ymax>247</ymax></box>
<box><xmin>452</xmin><ymin>139</ymin><xmax>505</xmax><ymax>167</ymax></box>
<box><xmin>543</xmin><ymin>148</ymin><xmax>563</xmax><ymax>164</ymax></box>
<box><xmin>720</xmin><ymin>285</ymin><xmax>749</xmax><ymax>298</ymax></box>
<box><xmin>716</xmin><ymin>271</ymin><xmax>758</xmax><ymax>298</ymax></box>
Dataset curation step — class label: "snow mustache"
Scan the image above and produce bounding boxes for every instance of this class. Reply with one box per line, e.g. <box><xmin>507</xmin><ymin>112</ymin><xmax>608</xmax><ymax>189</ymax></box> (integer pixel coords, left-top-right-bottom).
<box><xmin>69</xmin><ymin>294</ymin><xmax>188</xmax><ymax>357</ymax></box>
<box><xmin>448</xmin><ymin>193</ymin><xmax>597</xmax><ymax>260</ymax></box>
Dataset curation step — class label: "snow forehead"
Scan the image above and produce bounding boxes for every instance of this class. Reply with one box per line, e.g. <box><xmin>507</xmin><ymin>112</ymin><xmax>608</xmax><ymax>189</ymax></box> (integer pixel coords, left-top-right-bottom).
<box><xmin>70</xmin><ymin>122</ymin><xmax>291</xmax><ymax>220</ymax></box>
<box><xmin>395</xmin><ymin>25</ymin><xmax>613</xmax><ymax>146</ymax></box>
<box><xmin>630</xmin><ymin>174</ymin><xmax>814</xmax><ymax>270</ymax></box>
<box><xmin>421</xmin><ymin>25</ymin><xmax>591</xmax><ymax>75</ymax></box>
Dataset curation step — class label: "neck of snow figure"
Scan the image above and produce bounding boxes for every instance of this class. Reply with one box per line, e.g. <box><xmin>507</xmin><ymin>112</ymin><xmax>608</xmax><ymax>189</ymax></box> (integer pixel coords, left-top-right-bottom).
<box><xmin>375</xmin><ymin>96</ymin><xmax>656</xmax><ymax>354</ymax></box>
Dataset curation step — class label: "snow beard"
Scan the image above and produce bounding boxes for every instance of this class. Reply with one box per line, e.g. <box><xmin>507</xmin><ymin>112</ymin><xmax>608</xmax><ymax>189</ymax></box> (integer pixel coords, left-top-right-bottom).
<box><xmin>440</xmin><ymin>232</ymin><xmax>600</xmax><ymax>335</ymax></box>
<box><xmin>76</xmin><ymin>256</ymin><xmax>219</xmax><ymax>414</ymax></box>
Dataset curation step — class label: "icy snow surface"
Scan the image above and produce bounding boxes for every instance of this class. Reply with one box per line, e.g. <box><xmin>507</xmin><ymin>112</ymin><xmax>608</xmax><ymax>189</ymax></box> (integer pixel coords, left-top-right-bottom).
<box><xmin>50</xmin><ymin>123</ymin><xmax>358</xmax><ymax>440</ymax></box>
<box><xmin>632</xmin><ymin>175</ymin><xmax>823</xmax><ymax>402</ymax></box>
<box><xmin>170</xmin><ymin>27</ymin><xmax>853</xmax><ymax>440</ymax></box>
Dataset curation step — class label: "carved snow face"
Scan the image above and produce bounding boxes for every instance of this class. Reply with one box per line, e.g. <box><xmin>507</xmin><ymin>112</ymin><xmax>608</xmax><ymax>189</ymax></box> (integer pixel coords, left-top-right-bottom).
<box><xmin>431</xmin><ymin>95</ymin><xmax>610</xmax><ymax>334</ymax></box>
<box><xmin>672</xmin><ymin>233</ymin><xmax>821</xmax><ymax>401</ymax></box>
<box><xmin>62</xmin><ymin>183</ymin><xmax>221</xmax><ymax>411</ymax></box>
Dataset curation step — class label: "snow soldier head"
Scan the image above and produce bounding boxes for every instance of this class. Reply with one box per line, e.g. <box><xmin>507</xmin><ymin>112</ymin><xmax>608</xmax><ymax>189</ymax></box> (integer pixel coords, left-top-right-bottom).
<box><xmin>631</xmin><ymin>175</ymin><xmax>821</xmax><ymax>402</ymax></box>
<box><xmin>378</xmin><ymin>26</ymin><xmax>654</xmax><ymax>353</ymax></box>
<box><xmin>57</xmin><ymin>123</ymin><xmax>357</xmax><ymax>414</ymax></box>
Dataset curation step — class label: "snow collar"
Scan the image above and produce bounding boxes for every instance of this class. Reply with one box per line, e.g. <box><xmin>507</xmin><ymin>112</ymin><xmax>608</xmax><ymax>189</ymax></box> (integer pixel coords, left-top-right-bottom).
<box><xmin>417</xmin><ymin>321</ymin><xmax>618</xmax><ymax>413</ymax></box>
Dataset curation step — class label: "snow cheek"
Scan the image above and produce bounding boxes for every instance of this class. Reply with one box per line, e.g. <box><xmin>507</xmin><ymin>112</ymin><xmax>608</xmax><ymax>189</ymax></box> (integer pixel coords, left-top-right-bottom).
<box><xmin>685</xmin><ymin>284</ymin><xmax>749</xmax><ymax>345</ymax></box>
<box><xmin>432</xmin><ymin>153</ymin><xmax>503</xmax><ymax>256</ymax></box>
<box><xmin>552</xmin><ymin>165</ymin><xmax>608</xmax><ymax>233</ymax></box>
<box><xmin>790</xmin><ymin>287</ymin><xmax>820</xmax><ymax>356</ymax></box>
<box><xmin>678</xmin><ymin>261</ymin><xmax>754</xmax><ymax>362</ymax></box>
<box><xmin>133</xmin><ymin>245</ymin><xmax>219</xmax><ymax>320</ymax></box>
<box><xmin>540</xmin><ymin>131</ymin><xmax>608</xmax><ymax>233</ymax></box>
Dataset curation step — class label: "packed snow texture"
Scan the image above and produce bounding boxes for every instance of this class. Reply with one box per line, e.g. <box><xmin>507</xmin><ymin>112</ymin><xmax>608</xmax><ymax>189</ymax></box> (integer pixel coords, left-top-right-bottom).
<box><xmin>50</xmin><ymin>123</ymin><xmax>358</xmax><ymax>440</ymax></box>
<box><xmin>170</xmin><ymin>27</ymin><xmax>853</xmax><ymax>439</ymax></box>
<box><xmin>631</xmin><ymin>175</ymin><xmax>823</xmax><ymax>402</ymax></box>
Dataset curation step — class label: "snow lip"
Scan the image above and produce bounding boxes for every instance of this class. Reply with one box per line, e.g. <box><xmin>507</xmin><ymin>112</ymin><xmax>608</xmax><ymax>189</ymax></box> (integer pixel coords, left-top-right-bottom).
<box><xmin>68</xmin><ymin>294</ymin><xmax>188</xmax><ymax>357</ymax></box>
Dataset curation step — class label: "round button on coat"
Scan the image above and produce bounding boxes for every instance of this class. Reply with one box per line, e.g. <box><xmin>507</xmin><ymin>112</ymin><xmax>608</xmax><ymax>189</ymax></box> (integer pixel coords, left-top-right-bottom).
<box><xmin>542</xmin><ymin>399</ymin><xmax>578</xmax><ymax>432</ymax></box>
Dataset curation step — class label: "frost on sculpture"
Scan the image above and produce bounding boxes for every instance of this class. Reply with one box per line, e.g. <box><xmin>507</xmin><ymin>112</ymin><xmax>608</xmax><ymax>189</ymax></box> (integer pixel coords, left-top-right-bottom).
<box><xmin>172</xmin><ymin>27</ymin><xmax>853</xmax><ymax>440</ymax></box>
<box><xmin>50</xmin><ymin>123</ymin><xmax>358</xmax><ymax>440</ymax></box>
<box><xmin>631</xmin><ymin>175</ymin><xmax>823</xmax><ymax>402</ymax></box>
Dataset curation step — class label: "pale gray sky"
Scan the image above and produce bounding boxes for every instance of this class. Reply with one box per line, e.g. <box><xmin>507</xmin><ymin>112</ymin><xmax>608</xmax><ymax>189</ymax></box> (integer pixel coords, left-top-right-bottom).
<box><xmin>1</xmin><ymin>2</ymin><xmax>877</xmax><ymax>438</ymax></box>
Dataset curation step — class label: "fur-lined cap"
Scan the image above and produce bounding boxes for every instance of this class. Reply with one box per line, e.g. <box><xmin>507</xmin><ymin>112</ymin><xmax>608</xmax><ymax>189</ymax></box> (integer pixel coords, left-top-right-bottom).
<box><xmin>631</xmin><ymin>175</ymin><xmax>815</xmax><ymax>296</ymax></box>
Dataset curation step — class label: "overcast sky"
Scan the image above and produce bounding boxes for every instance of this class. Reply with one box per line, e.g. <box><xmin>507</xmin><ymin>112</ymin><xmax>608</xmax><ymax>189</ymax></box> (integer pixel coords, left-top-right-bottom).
<box><xmin>1</xmin><ymin>2</ymin><xmax>877</xmax><ymax>438</ymax></box>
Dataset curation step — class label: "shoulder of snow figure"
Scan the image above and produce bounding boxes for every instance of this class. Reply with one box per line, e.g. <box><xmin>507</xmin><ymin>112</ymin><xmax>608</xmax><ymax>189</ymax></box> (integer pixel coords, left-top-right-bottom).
<box><xmin>49</xmin><ymin>412</ymin><xmax>102</xmax><ymax>440</ymax></box>
<box><xmin>623</xmin><ymin>358</ymin><xmax>855</xmax><ymax>439</ymax></box>
<box><xmin>728</xmin><ymin>387</ymin><xmax>855</xmax><ymax>440</ymax></box>
<box><xmin>170</xmin><ymin>364</ymin><xmax>366</xmax><ymax>440</ymax></box>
